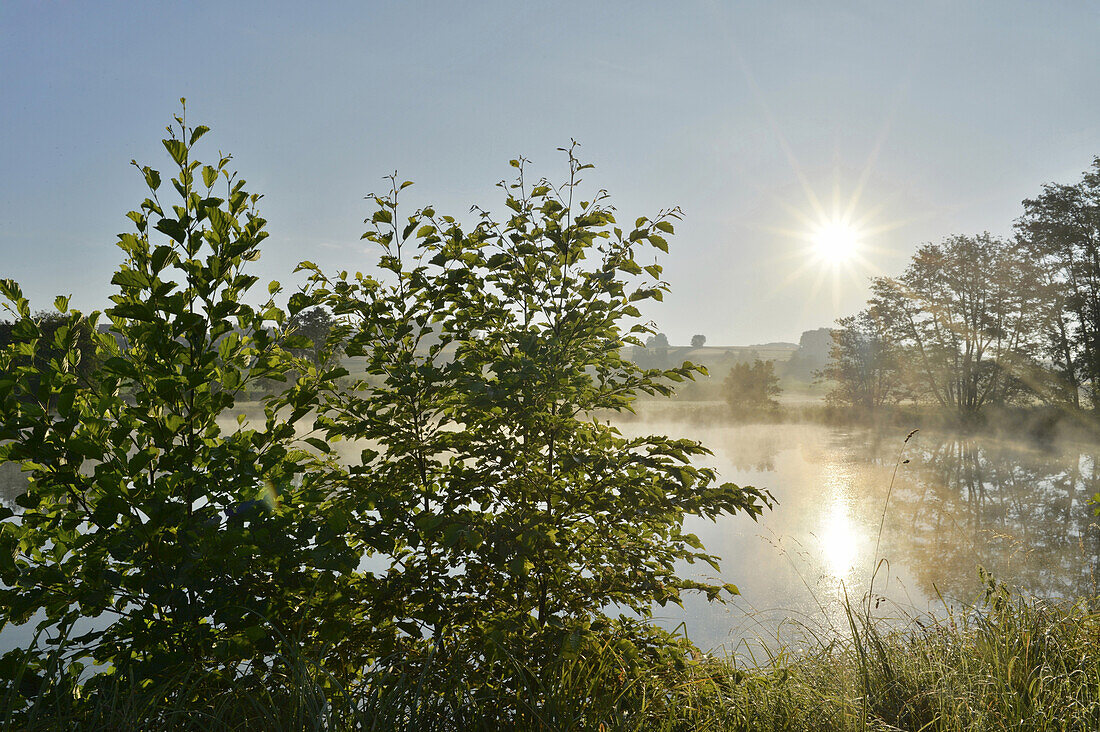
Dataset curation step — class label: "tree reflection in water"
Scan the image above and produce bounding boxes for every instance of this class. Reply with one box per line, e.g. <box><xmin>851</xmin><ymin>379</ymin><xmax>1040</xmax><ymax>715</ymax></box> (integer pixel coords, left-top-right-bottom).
<box><xmin>858</xmin><ymin>432</ymin><xmax>1100</xmax><ymax>604</ymax></box>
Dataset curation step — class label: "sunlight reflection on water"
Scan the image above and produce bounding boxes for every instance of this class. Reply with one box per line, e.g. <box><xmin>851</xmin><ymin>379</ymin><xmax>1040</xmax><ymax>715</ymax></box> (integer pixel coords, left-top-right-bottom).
<box><xmin>817</xmin><ymin>485</ymin><xmax>859</xmax><ymax>579</ymax></box>
<box><xmin>612</xmin><ymin>413</ymin><xmax>1100</xmax><ymax>656</ymax></box>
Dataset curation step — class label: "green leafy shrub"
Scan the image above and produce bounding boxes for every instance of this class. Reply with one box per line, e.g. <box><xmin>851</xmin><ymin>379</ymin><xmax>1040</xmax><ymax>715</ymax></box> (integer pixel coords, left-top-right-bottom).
<box><xmin>0</xmin><ymin>105</ymin><xmax>357</xmax><ymax>696</ymax></box>
<box><xmin>0</xmin><ymin>311</ymin><xmax>98</xmax><ymax>400</ymax></box>
<box><xmin>298</xmin><ymin>148</ymin><xmax>773</xmax><ymax>700</ymax></box>
<box><xmin>723</xmin><ymin>359</ymin><xmax>781</xmax><ymax>415</ymax></box>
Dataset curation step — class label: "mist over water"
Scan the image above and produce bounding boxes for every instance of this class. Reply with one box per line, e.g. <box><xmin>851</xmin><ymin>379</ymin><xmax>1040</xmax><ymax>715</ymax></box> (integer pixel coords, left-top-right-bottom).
<box><xmin>614</xmin><ymin>411</ymin><xmax>1100</xmax><ymax>655</ymax></box>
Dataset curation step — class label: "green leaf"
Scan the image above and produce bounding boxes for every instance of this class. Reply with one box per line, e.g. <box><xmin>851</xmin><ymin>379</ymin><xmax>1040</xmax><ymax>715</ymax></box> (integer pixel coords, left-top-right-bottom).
<box><xmin>190</xmin><ymin>125</ymin><xmax>211</xmax><ymax>146</ymax></box>
<box><xmin>92</xmin><ymin>494</ymin><xmax>126</xmax><ymax>528</ymax></box>
<box><xmin>303</xmin><ymin>437</ymin><xmax>331</xmax><ymax>454</ymax></box>
<box><xmin>163</xmin><ymin>138</ymin><xmax>187</xmax><ymax>166</ymax></box>
<box><xmin>111</xmin><ymin>268</ymin><xmax>149</xmax><ymax>289</ymax></box>
<box><xmin>14</xmin><ymin>492</ymin><xmax>39</xmax><ymax>510</ymax></box>
<box><xmin>151</xmin><ymin>245</ymin><xmax>175</xmax><ymax>272</ymax></box>
<box><xmin>154</xmin><ymin>217</ymin><xmax>186</xmax><ymax>244</ymax></box>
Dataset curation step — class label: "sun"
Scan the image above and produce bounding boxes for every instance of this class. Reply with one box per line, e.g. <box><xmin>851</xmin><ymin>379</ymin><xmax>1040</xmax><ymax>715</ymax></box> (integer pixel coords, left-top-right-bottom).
<box><xmin>811</xmin><ymin>219</ymin><xmax>861</xmax><ymax>263</ymax></box>
<box><xmin>762</xmin><ymin>166</ymin><xmax>903</xmax><ymax>310</ymax></box>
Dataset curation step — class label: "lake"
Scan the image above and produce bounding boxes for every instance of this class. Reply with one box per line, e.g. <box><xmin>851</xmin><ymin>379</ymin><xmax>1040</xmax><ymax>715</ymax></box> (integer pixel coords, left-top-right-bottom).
<box><xmin>2</xmin><ymin>409</ymin><xmax>1098</xmax><ymax>657</ymax></box>
<box><xmin>616</xmin><ymin>412</ymin><xmax>1100</xmax><ymax>654</ymax></box>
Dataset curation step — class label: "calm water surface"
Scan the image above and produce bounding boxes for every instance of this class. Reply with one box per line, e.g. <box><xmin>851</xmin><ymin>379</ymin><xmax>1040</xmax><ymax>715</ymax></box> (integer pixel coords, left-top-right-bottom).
<box><xmin>617</xmin><ymin>415</ymin><xmax>1100</xmax><ymax>653</ymax></box>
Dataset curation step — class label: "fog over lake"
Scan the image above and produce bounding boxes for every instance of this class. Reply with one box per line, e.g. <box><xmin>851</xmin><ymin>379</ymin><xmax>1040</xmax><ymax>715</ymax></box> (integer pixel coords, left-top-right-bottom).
<box><xmin>617</xmin><ymin>412</ymin><xmax>1100</xmax><ymax>655</ymax></box>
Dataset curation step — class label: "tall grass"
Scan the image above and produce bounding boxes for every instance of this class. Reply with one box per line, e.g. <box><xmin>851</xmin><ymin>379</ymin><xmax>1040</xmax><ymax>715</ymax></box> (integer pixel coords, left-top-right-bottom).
<box><xmin>679</xmin><ymin>588</ymin><xmax>1100</xmax><ymax>730</ymax></box>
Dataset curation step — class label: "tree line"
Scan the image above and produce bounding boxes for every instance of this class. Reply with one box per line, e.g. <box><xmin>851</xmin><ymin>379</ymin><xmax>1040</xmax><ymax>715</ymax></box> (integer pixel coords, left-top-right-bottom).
<box><xmin>823</xmin><ymin>158</ymin><xmax>1100</xmax><ymax>420</ymax></box>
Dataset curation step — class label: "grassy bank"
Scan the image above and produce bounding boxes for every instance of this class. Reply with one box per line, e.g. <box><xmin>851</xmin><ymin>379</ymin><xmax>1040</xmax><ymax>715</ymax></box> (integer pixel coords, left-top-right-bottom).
<box><xmin>677</xmin><ymin>587</ymin><xmax>1100</xmax><ymax>731</ymax></box>
<box><xmin>6</xmin><ymin>586</ymin><xmax>1100</xmax><ymax>730</ymax></box>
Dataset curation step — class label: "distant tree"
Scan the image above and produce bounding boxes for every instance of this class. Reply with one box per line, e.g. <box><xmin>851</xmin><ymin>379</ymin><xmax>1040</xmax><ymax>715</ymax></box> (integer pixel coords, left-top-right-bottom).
<box><xmin>825</xmin><ymin>156</ymin><xmax>1100</xmax><ymax>419</ymax></box>
<box><xmin>783</xmin><ymin>327</ymin><xmax>833</xmax><ymax>381</ymax></box>
<box><xmin>723</xmin><ymin>359</ymin><xmax>781</xmax><ymax>414</ymax></box>
<box><xmin>820</xmin><ymin>310</ymin><xmax>909</xmax><ymax>410</ymax></box>
<box><xmin>1015</xmin><ymin>159</ymin><xmax>1100</xmax><ymax>409</ymax></box>
<box><xmin>869</xmin><ymin>234</ymin><xmax>1045</xmax><ymax>418</ymax></box>
<box><xmin>285</xmin><ymin>306</ymin><xmax>337</xmax><ymax>366</ymax></box>
<box><xmin>646</xmin><ymin>332</ymin><xmax>669</xmax><ymax>348</ymax></box>
<box><xmin>691</xmin><ymin>334</ymin><xmax>706</xmax><ymax>348</ymax></box>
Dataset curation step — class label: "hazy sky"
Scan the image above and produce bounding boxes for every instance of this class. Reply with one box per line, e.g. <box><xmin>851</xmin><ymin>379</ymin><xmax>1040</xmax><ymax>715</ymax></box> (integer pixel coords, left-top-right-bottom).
<box><xmin>3</xmin><ymin>1</ymin><xmax>1099</xmax><ymax>345</ymax></box>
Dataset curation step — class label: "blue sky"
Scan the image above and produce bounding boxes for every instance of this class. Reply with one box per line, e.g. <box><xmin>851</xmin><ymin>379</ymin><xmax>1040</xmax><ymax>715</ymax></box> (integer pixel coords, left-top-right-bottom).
<box><xmin>3</xmin><ymin>1</ymin><xmax>1099</xmax><ymax>344</ymax></box>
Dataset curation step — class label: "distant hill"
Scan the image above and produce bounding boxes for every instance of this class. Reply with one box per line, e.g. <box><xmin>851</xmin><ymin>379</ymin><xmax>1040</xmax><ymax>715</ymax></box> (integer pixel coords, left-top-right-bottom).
<box><xmin>628</xmin><ymin>343</ymin><xmax>797</xmax><ymax>372</ymax></box>
<box><xmin>748</xmin><ymin>342</ymin><xmax>799</xmax><ymax>350</ymax></box>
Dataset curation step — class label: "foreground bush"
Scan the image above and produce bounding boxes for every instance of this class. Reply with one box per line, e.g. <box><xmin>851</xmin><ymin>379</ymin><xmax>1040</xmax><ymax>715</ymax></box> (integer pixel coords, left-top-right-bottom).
<box><xmin>0</xmin><ymin>105</ymin><xmax>359</xmax><ymax>693</ymax></box>
<box><xmin>294</xmin><ymin>147</ymin><xmax>773</xmax><ymax>679</ymax></box>
<box><xmin>0</xmin><ymin>111</ymin><xmax>771</xmax><ymax>716</ymax></box>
